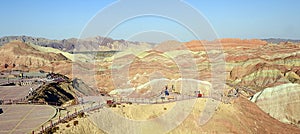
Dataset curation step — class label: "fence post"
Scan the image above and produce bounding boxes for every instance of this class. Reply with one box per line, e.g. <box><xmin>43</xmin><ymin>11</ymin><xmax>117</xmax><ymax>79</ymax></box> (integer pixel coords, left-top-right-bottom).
<box><xmin>50</xmin><ymin>120</ymin><xmax>53</xmax><ymax>128</ymax></box>
<box><xmin>58</xmin><ymin>115</ymin><xmax>61</xmax><ymax>123</ymax></box>
<box><xmin>41</xmin><ymin>125</ymin><xmax>44</xmax><ymax>133</ymax></box>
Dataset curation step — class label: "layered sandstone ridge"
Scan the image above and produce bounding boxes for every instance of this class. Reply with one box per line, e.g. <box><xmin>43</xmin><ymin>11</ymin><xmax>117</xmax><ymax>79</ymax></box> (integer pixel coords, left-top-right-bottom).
<box><xmin>227</xmin><ymin>42</ymin><xmax>300</xmax><ymax>95</ymax></box>
<box><xmin>184</xmin><ymin>38</ymin><xmax>267</xmax><ymax>51</ymax></box>
<box><xmin>0</xmin><ymin>41</ymin><xmax>73</xmax><ymax>77</ymax></box>
<box><xmin>1</xmin><ymin>37</ymin><xmax>300</xmax><ymax>132</ymax></box>
<box><xmin>251</xmin><ymin>83</ymin><xmax>300</xmax><ymax>127</ymax></box>
<box><xmin>0</xmin><ymin>41</ymin><xmax>69</xmax><ymax>69</ymax></box>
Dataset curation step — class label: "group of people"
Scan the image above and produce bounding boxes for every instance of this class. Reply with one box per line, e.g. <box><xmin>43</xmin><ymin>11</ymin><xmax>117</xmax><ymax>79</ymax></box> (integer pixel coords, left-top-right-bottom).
<box><xmin>161</xmin><ymin>85</ymin><xmax>175</xmax><ymax>96</ymax></box>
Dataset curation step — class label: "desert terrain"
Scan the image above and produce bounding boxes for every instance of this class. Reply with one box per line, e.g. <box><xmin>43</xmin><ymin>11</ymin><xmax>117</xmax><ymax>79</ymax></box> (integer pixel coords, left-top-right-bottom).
<box><xmin>0</xmin><ymin>36</ymin><xmax>300</xmax><ymax>133</ymax></box>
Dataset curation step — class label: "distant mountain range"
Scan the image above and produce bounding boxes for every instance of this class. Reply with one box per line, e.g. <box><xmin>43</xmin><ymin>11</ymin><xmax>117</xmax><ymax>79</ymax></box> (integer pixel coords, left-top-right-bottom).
<box><xmin>262</xmin><ymin>38</ymin><xmax>300</xmax><ymax>44</ymax></box>
<box><xmin>0</xmin><ymin>36</ymin><xmax>155</xmax><ymax>52</ymax></box>
<box><xmin>0</xmin><ymin>36</ymin><xmax>299</xmax><ymax>53</ymax></box>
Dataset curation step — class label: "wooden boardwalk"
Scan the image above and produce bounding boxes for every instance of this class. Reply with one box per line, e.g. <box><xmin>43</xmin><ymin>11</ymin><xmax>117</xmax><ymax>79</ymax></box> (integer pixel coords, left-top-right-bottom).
<box><xmin>34</xmin><ymin>94</ymin><xmax>208</xmax><ymax>133</ymax></box>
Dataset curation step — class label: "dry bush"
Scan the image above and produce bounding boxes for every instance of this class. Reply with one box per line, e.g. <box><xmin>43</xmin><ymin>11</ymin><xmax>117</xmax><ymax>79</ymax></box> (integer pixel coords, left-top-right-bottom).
<box><xmin>78</xmin><ymin>112</ymin><xmax>85</xmax><ymax>118</ymax></box>
<box><xmin>112</xmin><ymin>104</ymin><xmax>117</xmax><ymax>107</ymax></box>
<box><xmin>73</xmin><ymin>120</ymin><xmax>79</xmax><ymax>126</ymax></box>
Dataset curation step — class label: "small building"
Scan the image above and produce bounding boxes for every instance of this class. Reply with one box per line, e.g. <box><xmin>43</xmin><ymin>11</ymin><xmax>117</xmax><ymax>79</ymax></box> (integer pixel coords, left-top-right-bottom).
<box><xmin>22</xmin><ymin>72</ymin><xmax>47</xmax><ymax>78</ymax></box>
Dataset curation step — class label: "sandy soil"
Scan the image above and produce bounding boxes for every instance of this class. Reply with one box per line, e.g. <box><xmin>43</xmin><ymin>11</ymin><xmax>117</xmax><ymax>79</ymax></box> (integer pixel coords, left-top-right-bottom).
<box><xmin>55</xmin><ymin>98</ymin><xmax>300</xmax><ymax>134</ymax></box>
<box><xmin>54</xmin><ymin>116</ymin><xmax>105</xmax><ymax>134</ymax></box>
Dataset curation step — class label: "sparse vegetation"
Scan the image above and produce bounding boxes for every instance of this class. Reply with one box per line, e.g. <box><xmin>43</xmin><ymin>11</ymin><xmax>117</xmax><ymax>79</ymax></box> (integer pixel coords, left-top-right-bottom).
<box><xmin>73</xmin><ymin>120</ymin><xmax>78</xmax><ymax>126</ymax></box>
<box><xmin>4</xmin><ymin>64</ymin><xmax>8</xmax><ymax>68</ymax></box>
<box><xmin>78</xmin><ymin>112</ymin><xmax>85</xmax><ymax>118</ymax></box>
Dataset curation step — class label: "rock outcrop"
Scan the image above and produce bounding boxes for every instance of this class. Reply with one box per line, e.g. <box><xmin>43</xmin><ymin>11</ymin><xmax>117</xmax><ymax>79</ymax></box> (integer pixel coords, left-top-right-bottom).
<box><xmin>72</xmin><ymin>78</ymin><xmax>99</xmax><ymax>96</ymax></box>
<box><xmin>28</xmin><ymin>81</ymin><xmax>76</xmax><ymax>106</ymax></box>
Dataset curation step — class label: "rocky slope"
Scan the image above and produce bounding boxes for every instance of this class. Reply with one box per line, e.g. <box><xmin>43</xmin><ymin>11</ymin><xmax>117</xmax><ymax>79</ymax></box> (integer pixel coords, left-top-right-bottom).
<box><xmin>226</xmin><ymin>42</ymin><xmax>300</xmax><ymax>95</ymax></box>
<box><xmin>171</xmin><ymin>97</ymin><xmax>300</xmax><ymax>133</ymax></box>
<box><xmin>67</xmin><ymin>98</ymin><xmax>300</xmax><ymax>133</ymax></box>
<box><xmin>28</xmin><ymin>79</ymin><xmax>76</xmax><ymax>106</ymax></box>
<box><xmin>90</xmin><ymin>38</ymin><xmax>300</xmax><ymax>131</ymax></box>
<box><xmin>251</xmin><ymin>83</ymin><xmax>300</xmax><ymax>127</ymax></box>
<box><xmin>91</xmin><ymin>39</ymin><xmax>300</xmax><ymax>94</ymax></box>
<box><xmin>0</xmin><ymin>41</ymin><xmax>70</xmax><ymax>71</ymax></box>
<box><xmin>72</xmin><ymin>78</ymin><xmax>99</xmax><ymax>96</ymax></box>
<box><xmin>0</xmin><ymin>41</ymin><xmax>87</xmax><ymax>78</ymax></box>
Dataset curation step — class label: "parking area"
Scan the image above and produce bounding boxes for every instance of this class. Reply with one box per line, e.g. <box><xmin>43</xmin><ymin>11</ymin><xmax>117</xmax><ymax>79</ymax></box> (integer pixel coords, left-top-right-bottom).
<box><xmin>0</xmin><ymin>85</ymin><xmax>39</xmax><ymax>100</ymax></box>
<box><xmin>0</xmin><ymin>105</ymin><xmax>56</xmax><ymax>134</ymax></box>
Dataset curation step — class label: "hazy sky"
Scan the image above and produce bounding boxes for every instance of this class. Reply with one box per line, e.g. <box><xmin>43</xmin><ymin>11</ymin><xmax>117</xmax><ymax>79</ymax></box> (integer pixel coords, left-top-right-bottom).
<box><xmin>0</xmin><ymin>0</ymin><xmax>299</xmax><ymax>42</ymax></box>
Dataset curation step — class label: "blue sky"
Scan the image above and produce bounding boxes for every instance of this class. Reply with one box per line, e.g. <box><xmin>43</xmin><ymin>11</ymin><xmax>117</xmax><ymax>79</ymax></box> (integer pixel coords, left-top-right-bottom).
<box><xmin>0</xmin><ymin>0</ymin><xmax>299</xmax><ymax>42</ymax></box>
